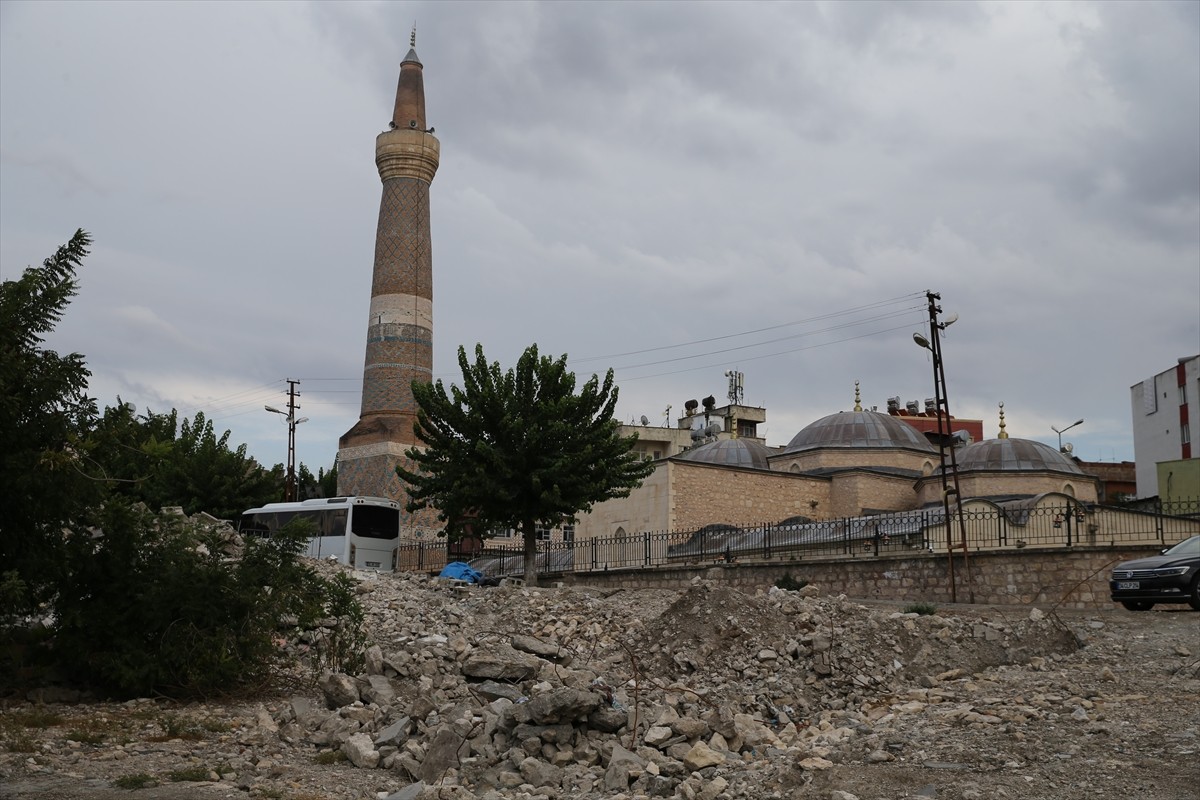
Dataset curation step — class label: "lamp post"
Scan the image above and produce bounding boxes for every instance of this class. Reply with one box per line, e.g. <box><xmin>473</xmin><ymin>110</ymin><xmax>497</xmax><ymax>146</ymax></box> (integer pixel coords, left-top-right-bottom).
<box><xmin>1051</xmin><ymin>419</ymin><xmax>1084</xmax><ymax>453</ymax></box>
<box><xmin>913</xmin><ymin>290</ymin><xmax>973</xmax><ymax>604</ymax></box>
<box><xmin>266</xmin><ymin>379</ymin><xmax>307</xmax><ymax>502</ymax></box>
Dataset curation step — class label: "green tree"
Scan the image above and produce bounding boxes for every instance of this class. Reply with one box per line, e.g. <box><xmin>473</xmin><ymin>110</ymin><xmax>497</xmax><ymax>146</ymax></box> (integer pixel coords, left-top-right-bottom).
<box><xmin>0</xmin><ymin>230</ymin><xmax>101</xmax><ymax>615</ymax></box>
<box><xmin>398</xmin><ymin>343</ymin><xmax>655</xmax><ymax>584</ymax></box>
<box><xmin>87</xmin><ymin>403</ymin><xmax>283</xmax><ymax>520</ymax></box>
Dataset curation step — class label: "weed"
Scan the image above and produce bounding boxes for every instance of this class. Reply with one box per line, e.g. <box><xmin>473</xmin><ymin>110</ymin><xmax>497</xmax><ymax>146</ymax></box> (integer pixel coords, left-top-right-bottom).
<box><xmin>167</xmin><ymin>766</ymin><xmax>210</xmax><ymax>782</ymax></box>
<box><xmin>3</xmin><ymin>732</ymin><xmax>36</xmax><ymax>753</ymax></box>
<box><xmin>65</xmin><ymin>728</ymin><xmax>106</xmax><ymax>745</ymax></box>
<box><xmin>903</xmin><ymin>601</ymin><xmax>938</xmax><ymax>616</ymax></box>
<box><xmin>312</xmin><ymin>749</ymin><xmax>347</xmax><ymax>765</ymax></box>
<box><xmin>112</xmin><ymin>773</ymin><xmax>156</xmax><ymax>789</ymax></box>
<box><xmin>8</xmin><ymin>707</ymin><xmax>65</xmax><ymax>728</ymax></box>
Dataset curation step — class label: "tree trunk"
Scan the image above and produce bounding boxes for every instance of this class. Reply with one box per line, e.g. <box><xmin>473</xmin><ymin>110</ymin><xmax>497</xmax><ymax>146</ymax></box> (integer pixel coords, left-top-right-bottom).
<box><xmin>521</xmin><ymin>519</ymin><xmax>539</xmax><ymax>586</ymax></box>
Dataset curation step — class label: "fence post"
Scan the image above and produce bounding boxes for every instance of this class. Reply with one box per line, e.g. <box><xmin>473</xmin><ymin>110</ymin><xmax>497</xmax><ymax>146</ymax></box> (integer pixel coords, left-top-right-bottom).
<box><xmin>843</xmin><ymin>520</ymin><xmax>850</xmax><ymax>556</ymax></box>
<box><xmin>644</xmin><ymin>532</ymin><xmax>650</xmax><ymax>566</ymax></box>
<box><xmin>418</xmin><ymin>542</ymin><xmax>424</xmax><ymax>571</ymax></box>
<box><xmin>1066</xmin><ymin>505</ymin><xmax>1073</xmax><ymax>547</ymax></box>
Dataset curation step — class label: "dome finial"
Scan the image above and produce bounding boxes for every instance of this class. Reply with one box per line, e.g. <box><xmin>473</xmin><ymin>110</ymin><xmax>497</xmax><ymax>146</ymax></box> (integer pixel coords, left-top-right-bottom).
<box><xmin>410</xmin><ymin>22</ymin><xmax>417</xmax><ymax>49</ymax></box>
<box><xmin>853</xmin><ymin>381</ymin><xmax>862</xmax><ymax>412</ymax></box>
<box><xmin>997</xmin><ymin>402</ymin><xmax>1009</xmax><ymax>439</ymax></box>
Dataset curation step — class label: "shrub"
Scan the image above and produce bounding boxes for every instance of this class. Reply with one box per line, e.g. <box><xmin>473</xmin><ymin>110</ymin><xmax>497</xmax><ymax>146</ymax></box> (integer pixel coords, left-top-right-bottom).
<box><xmin>774</xmin><ymin>573</ymin><xmax>809</xmax><ymax>592</ymax></box>
<box><xmin>903</xmin><ymin>602</ymin><xmax>938</xmax><ymax>616</ymax></box>
<box><xmin>112</xmin><ymin>774</ymin><xmax>156</xmax><ymax>790</ymax></box>
<box><xmin>52</xmin><ymin>501</ymin><xmax>365</xmax><ymax>698</ymax></box>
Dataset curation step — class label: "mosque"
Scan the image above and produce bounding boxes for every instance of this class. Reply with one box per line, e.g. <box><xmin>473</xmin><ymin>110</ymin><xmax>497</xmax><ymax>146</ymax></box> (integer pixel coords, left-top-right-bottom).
<box><xmin>333</xmin><ymin>42</ymin><xmax>1107</xmax><ymax>543</ymax></box>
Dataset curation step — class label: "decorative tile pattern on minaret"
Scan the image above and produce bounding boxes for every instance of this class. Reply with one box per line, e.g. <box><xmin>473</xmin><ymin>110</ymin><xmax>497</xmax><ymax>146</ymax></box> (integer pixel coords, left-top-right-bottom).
<box><xmin>337</xmin><ymin>40</ymin><xmax>440</xmax><ymax>532</ymax></box>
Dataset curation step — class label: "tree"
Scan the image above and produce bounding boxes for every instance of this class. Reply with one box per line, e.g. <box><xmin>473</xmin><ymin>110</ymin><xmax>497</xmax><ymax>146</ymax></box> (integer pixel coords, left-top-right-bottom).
<box><xmin>0</xmin><ymin>230</ymin><xmax>101</xmax><ymax>614</ymax></box>
<box><xmin>87</xmin><ymin>403</ymin><xmax>283</xmax><ymax>520</ymax></box>
<box><xmin>398</xmin><ymin>343</ymin><xmax>655</xmax><ymax>584</ymax></box>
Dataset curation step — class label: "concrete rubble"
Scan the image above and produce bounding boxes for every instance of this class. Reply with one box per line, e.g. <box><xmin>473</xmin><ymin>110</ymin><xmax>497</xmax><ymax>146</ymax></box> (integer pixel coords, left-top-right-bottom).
<box><xmin>2</xmin><ymin>560</ymin><xmax>1198</xmax><ymax>800</ymax></box>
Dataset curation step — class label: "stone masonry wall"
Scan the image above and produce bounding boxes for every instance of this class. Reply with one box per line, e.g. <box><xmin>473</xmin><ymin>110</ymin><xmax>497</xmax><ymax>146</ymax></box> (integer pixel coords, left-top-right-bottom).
<box><xmin>557</xmin><ymin>546</ymin><xmax>1166</xmax><ymax>610</ymax></box>
<box><xmin>670</xmin><ymin>463</ymin><xmax>827</xmax><ymax>530</ymax></box>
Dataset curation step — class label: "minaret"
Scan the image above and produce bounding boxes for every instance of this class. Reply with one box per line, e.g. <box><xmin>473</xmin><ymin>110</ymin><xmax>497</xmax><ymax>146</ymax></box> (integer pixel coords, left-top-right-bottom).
<box><xmin>337</xmin><ymin>32</ymin><xmax>440</xmax><ymax>529</ymax></box>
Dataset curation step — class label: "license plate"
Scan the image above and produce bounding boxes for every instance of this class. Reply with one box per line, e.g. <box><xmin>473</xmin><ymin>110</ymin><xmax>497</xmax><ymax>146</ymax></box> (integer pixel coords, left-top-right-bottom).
<box><xmin>365</xmin><ymin>561</ymin><xmax>381</xmax><ymax>568</ymax></box>
<box><xmin>1117</xmin><ymin>581</ymin><xmax>1139</xmax><ymax>590</ymax></box>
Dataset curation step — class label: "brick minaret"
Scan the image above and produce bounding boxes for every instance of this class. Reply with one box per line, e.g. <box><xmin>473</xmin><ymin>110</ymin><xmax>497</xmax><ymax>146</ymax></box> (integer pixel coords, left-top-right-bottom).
<box><xmin>337</xmin><ymin>36</ymin><xmax>440</xmax><ymax>531</ymax></box>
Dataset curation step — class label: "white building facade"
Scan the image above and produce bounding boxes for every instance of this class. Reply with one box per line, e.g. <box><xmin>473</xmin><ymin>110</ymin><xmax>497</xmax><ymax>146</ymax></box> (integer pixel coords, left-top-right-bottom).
<box><xmin>1130</xmin><ymin>355</ymin><xmax>1199</xmax><ymax>497</ymax></box>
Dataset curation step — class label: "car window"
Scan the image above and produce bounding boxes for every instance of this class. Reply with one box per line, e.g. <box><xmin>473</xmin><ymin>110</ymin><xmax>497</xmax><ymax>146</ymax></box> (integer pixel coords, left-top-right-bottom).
<box><xmin>1165</xmin><ymin>536</ymin><xmax>1200</xmax><ymax>556</ymax></box>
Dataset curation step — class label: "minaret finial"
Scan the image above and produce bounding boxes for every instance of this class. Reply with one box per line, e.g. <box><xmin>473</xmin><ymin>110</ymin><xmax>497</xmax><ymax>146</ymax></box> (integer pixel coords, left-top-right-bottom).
<box><xmin>997</xmin><ymin>402</ymin><xmax>1008</xmax><ymax>439</ymax></box>
<box><xmin>410</xmin><ymin>23</ymin><xmax>417</xmax><ymax>49</ymax></box>
<box><xmin>853</xmin><ymin>381</ymin><xmax>862</xmax><ymax>412</ymax></box>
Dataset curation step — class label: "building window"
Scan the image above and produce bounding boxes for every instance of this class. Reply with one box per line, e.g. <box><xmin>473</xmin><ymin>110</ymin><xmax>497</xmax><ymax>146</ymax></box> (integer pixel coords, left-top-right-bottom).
<box><xmin>562</xmin><ymin>523</ymin><xmax>575</xmax><ymax>545</ymax></box>
<box><xmin>652</xmin><ymin>450</ymin><xmax>662</xmax><ymax>460</ymax></box>
<box><xmin>535</xmin><ymin>524</ymin><xmax>552</xmax><ymax>542</ymax></box>
<box><xmin>493</xmin><ymin>527</ymin><xmax>514</xmax><ymax>538</ymax></box>
<box><xmin>1181</xmin><ymin>384</ymin><xmax>1189</xmax><ymax>405</ymax></box>
<box><xmin>1183</xmin><ymin>423</ymin><xmax>1191</xmax><ymax>446</ymax></box>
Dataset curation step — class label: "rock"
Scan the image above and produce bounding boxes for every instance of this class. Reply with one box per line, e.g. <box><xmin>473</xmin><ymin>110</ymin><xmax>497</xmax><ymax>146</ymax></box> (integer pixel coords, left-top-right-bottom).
<box><xmin>526</xmin><ymin>687</ymin><xmax>601</xmax><ymax>724</ymax></box>
<box><xmin>341</xmin><ymin>732</ymin><xmax>379</xmax><ymax>768</ymax></box>
<box><xmin>361</xmin><ymin>674</ymin><xmax>396</xmax><ymax>706</ymax></box>
<box><xmin>512</xmin><ymin>634</ymin><xmax>572</xmax><ymax>662</ymax></box>
<box><xmin>375</xmin><ymin>716</ymin><xmax>412</xmax><ymax>747</ymax></box>
<box><xmin>518</xmin><ymin>756</ymin><xmax>564</xmax><ymax>788</ymax></box>
<box><xmin>383</xmin><ymin>783</ymin><xmax>426</xmax><ymax>800</ymax></box>
<box><xmin>682</xmin><ymin>741</ymin><xmax>725</xmax><ymax>770</ymax></box>
<box><xmin>461</xmin><ymin>647</ymin><xmax>541</xmax><ymax>681</ymax></box>
<box><xmin>417</xmin><ymin>726</ymin><xmax>462</xmax><ymax>783</ymax></box>
<box><xmin>319</xmin><ymin>672</ymin><xmax>361</xmax><ymax>709</ymax></box>
<box><xmin>798</xmin><ymin>757</ymin><xmax>834</xmax><ymax>770</ymax></box>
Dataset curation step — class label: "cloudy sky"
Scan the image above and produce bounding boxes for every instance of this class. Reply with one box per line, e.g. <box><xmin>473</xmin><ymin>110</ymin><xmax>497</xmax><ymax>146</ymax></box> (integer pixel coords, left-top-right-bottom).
<box><xmin>2</xmin><ymin>0</ymin><xmax>1197</xmax><ymax>486</ymax></box>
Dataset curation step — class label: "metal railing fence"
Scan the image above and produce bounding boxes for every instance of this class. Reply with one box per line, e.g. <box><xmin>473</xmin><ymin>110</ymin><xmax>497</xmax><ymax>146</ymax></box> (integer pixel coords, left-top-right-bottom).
<box><xmin>390</xmin><ymin>498</ymin><xmax>1200</xmax><ymax>579</ymax></box>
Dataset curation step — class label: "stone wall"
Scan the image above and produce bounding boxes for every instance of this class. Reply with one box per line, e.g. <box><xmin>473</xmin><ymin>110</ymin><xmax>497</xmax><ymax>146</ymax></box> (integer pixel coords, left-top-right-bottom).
<box><xmin>669</xmin><ymin>463</ymin><xmax>826</xmax><ymax>530</ymax></box>
<box><xmin>557</xmin><ymin>546</ymin><xmax>1166</xmax><ymax>610</ymax></box>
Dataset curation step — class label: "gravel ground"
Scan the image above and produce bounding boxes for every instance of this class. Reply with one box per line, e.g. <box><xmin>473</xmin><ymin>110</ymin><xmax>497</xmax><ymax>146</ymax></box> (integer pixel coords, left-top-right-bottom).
<box><xmin>1</xmin><ymin>571</ymin><xmax>1197</xmax><ymax>800</ymax></box>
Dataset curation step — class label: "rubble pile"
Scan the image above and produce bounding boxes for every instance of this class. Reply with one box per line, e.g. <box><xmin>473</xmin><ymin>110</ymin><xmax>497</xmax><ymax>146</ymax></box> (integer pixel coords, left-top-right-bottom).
<box><xmin>2</xmin><ymin>565</ymin><xmax>1197</xmax><ymax>800</ymax></box>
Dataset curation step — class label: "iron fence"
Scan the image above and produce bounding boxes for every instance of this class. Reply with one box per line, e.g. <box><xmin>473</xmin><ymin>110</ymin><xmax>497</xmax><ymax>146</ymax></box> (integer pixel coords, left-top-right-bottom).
<box><xmin>391</xmin><ymin>498</ymin><xmax>1200</xmax><ymax>579</ymax></box>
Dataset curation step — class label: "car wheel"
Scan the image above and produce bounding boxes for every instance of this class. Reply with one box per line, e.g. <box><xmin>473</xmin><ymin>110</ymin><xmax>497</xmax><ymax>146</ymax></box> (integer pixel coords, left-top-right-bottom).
<box><xmin>1120</xmin><ymin>600</ymin><xmax>1154</xmax><ymax>611</ymax></box>
<box><xmin>1188</xmin><ymin>576</ymin><xmax>1200</xmax><ymax>612</ymax></box>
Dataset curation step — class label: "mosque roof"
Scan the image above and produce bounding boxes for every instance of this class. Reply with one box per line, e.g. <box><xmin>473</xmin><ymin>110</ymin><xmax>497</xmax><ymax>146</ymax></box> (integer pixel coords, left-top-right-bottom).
<box><xmin>782</xmin><ymin>410</ymin><xmax>937</xmax><ymax>455</ymax></box>
<box><xmin>950</xmin><ymin>438</ymin><xmax>1084</xmax><ymax>474</ymax></box>
<box><xmin>676</xmin><ymin>438</ymin><xmax>773</xmax><ymax>469</ymax></box>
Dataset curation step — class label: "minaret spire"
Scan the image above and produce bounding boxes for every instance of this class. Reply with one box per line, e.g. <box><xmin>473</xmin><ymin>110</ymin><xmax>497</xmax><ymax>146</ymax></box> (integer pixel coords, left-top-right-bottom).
<box><xmin>338</xmin><ymin>41</ymin><xmax>441</xmax><ymax>529</ymax></box>
<box><xmin>853</xmin><ymin>381</ymin><xmax>862</xmax><ymax>412</ymax></box>
<box><xmin>997</xmin><ymin>402</ymin><xmax>1008</xmax><ymax>439</ymax></box>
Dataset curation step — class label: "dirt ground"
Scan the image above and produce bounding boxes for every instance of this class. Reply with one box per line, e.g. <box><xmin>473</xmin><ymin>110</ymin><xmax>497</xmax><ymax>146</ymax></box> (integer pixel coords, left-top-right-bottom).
<box><xmin>1</xmin><ymin>579</ymin><xmax>1198</xmax><ymax>800</ymax></box>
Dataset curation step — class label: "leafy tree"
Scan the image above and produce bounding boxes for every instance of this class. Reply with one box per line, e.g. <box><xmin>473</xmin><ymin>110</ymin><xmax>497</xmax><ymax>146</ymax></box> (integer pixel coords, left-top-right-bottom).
<box><xmin>87</xmin><ymin>403</ymin><xmax>283</xmax><ymax>520</ymax></box>
<box><xmin>0</xmin><ymin>230</ymin><xmax>101</xmax><ymax>615</ymax></box>
<box><xmin>398</xmin><ymin>343</ymin><xmax>655</xmax><ymax>584</ymax></box>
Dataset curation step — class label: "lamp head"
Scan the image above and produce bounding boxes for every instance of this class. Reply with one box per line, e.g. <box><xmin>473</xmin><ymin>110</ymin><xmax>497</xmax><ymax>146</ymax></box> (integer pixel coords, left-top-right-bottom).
<box><xmin>912</xmin><ymin>332</ymin><xmax>931</xmax><ymax>350</ymax></box>
<box><xmin>265</xmin><ymin>405</ymin><xmax>282</xmax><ymax>414</ymax></box>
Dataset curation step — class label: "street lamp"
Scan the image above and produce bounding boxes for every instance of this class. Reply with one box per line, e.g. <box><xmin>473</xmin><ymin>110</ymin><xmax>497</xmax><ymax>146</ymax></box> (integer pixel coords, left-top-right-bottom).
<box><xmin>1051</xmin><ymin>419</ymin><xmax>1084</xmax><ymax>453</ymax></box>
<box><xmin>265</xmin><ymin>404</ymin><xmax>308</xmax><ymax>502</ymax></box>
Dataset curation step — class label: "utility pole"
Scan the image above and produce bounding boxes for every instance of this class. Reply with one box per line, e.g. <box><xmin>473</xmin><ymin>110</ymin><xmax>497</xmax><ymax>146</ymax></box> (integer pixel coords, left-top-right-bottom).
<box><xmin>266</xmin><ymin>379</ymin><xmax>306</xmax><ymax>502</ymax></box>
<box><xmin>915</xmin><ymin>291</ymin><xmax>974</xmax><ymax>604</ymax></box>
<box><xmin>284</xmin><ymin>379</ymin><xmax>299</xmax><ymax>502</ymax></box>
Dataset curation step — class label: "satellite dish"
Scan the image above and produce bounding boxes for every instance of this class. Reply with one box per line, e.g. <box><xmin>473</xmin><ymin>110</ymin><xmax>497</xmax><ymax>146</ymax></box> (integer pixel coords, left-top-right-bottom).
<box><xmin>690</xmin><ymin>427</ymin><xmax>704</xmax><ymax>441</ymax></box>
<box><xmin>684</xmin><ymin>399</ymin><xmax>699</xmax><ymax>413</ymax></box>
<box><xmin>640</xmin><ymin>415</ymin><xmax>649</xmax><ymax>426</ymax></box>
<box><xmin>707</xmin><ymin>422</ymin><xmax>722</xmax><ymax>436</ymax></box>
<box><xmin>1063</xmin><ymin>442</ymin><xmax>1074</xmax><ymax>454</ymax></box>
<box><xmin>942</xmin><ymin>312</ymin><xmax>959</xmax><ymax>328</ymax></box>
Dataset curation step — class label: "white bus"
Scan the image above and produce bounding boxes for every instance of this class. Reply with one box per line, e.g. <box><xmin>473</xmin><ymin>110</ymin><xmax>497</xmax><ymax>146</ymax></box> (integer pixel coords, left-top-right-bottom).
<box><xmin>239</xmin><ymin>496</ymin><xmax>401</xmax><ymax>571</ymax></box>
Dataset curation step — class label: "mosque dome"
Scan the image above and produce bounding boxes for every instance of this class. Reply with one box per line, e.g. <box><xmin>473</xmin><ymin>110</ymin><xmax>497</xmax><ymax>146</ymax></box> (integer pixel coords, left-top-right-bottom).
<box><xmin>783</xmin><ymin>410</ymin><xmax>937</xmax><ymax>455</ymax></box>
<box><xmin>676</xmin><ymin>438</ymin><xmax>773</xmax><ymax>469</ymax></box>
<box><xmin>951</xmin><ymin>438</ymin><xmax>1084</xmax><ymax>474</ymax></box>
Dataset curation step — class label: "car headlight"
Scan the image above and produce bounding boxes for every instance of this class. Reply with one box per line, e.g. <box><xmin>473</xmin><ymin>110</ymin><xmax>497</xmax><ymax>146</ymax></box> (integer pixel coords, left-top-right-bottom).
<box><xmin>1154</xmin><ymin>566</ymin><xmax>1192</xmax><ymax>576</ymax></box>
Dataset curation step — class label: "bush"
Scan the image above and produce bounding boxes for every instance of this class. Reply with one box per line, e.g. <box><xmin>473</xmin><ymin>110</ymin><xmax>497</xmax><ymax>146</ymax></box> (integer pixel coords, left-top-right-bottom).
<box><xmin>903</xmin><ymin>602</ymin><xmax>938</xmax><ymax>616</ymax></box>
<box><xmin>52</xmin><ymin>501</ymin><xmax>365</xmax><ymax>699</ymax></box>
<box><xmin>774</xmin><ymin>573</ymin><xmax>809</xmax><ymax>592</ymax></box>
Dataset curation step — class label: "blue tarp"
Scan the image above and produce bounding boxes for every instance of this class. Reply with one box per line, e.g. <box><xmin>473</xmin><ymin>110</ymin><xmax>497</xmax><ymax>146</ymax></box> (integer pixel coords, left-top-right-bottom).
<box><xmin>439</xmin><ymin>561</ymin><xmax>484</xmax><ymax>583</ymax></box>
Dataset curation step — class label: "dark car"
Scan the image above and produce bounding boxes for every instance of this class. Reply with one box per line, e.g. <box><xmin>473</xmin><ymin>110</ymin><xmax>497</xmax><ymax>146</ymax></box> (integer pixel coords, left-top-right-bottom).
<box><xmin>1110</xmin><ymin>535</ymin><xmax>1200</xmax><ymax>611</ymax></box>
